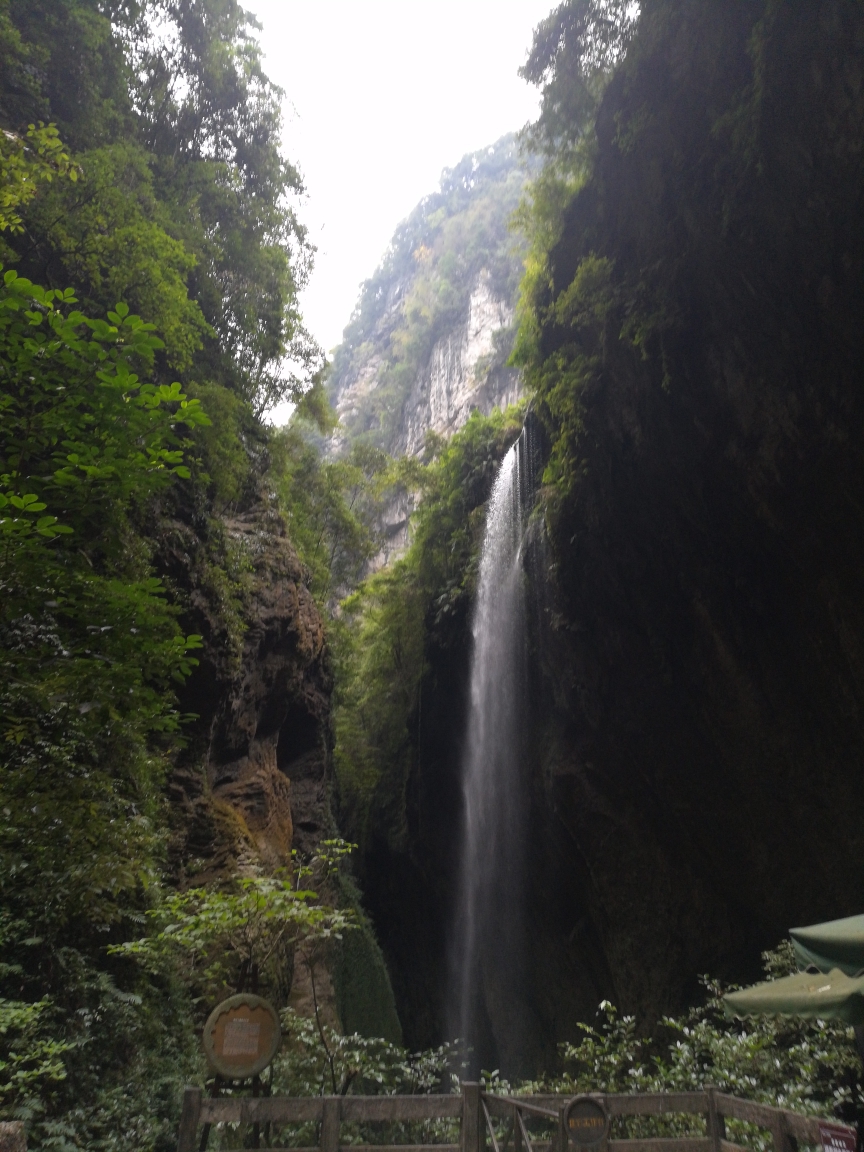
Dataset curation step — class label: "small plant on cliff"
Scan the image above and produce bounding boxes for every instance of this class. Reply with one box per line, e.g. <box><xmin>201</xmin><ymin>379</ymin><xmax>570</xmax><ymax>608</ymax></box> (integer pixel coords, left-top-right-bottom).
<box><xmin>111</xmin><ymin>842</ymin><xmax>358</xmax><ymax>1010</ymax></box>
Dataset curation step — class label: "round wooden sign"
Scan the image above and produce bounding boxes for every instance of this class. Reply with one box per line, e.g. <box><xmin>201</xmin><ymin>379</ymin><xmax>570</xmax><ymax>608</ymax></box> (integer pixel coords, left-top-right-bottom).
<box><xmin>564</xmin><ymin>1097</ymin><xmax>609</xmax><ymax>1147</ymax></box>
<box><xmin>202</xmin><ymin>994</ymin><xmax>282</xmax><ymax>1080</ymax></box>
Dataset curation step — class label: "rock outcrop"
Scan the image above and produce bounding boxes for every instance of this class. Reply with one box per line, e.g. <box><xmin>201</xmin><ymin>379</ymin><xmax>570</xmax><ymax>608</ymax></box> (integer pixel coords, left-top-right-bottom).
<box><xmin>394</xmin><ymin>271</ymin><xmax>521</xmax><ymax>457</ymax></box>
<box><xmin>157</xmin><ymin>501</ymin><xmax>402</xmax><ymax>1041</ymax></box>
<box><xmin>162</xmin><ymin>504</ymin><xmax>332</xmax><ymax>882</ymax></box>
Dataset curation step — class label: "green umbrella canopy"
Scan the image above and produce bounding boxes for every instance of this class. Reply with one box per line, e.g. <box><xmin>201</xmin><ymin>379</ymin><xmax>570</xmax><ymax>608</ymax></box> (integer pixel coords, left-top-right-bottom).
<box><xmin>790</xmin><ymin>914</ymin><xmax>864</xmax><ymax>977</ymax></box>
<box><xmin>724</xmin><ymin>967</ymin><xmax>864</xmax><ymax>1024</ymax></box>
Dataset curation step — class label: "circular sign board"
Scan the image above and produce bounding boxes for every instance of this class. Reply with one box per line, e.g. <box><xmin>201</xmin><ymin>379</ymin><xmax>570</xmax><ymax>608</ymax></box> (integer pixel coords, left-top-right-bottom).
<box><xmin>203</xmin><ymin>994</ymin><xmax>281</xmax><ymax>1080</ymax></box>
<box><xmin>564</xmin><ymin>1097</ymin><xmax>609</xmax><ymax>1148</ymax></box>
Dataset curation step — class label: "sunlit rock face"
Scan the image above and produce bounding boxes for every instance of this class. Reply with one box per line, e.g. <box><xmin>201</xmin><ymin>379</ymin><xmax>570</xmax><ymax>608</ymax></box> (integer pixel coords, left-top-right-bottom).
<box><xmin>330</xmin><ymin>270</ymin><xmax>521</xmax><ymax>462</ymax></box>
<box><xmin>395</xmin><ymin>271</ymin><xmax>522</xmax><ymax>458</ymax></box>
<box><xmin>330</xmin><ymin>270</ymin><xmax>522</xmax><ymax>571</ymax></box>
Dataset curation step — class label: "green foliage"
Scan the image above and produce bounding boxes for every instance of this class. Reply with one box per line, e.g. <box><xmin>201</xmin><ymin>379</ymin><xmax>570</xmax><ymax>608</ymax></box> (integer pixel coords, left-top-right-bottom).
<box><xmin>519</xmin><ymin>0</ymin><xmax>639</xmax><ymax>163</ymax></box>
<box><xmin>519</xmin><ymin>945</ymin><xmax>861</xmax><ymax>1141</ymax></box>
<box><xmin>0</xmin><ymin>999</ymin><xmax>71</xmax><ymax>1110</ymax></box>
<box><xmin>271</xmin><ymin>395</ymin><xmax>411</xmax><ymax>606</ymax></box>
<box><xmin>0</xmin><ymin>273</ymin><xmax>207</xmax><ymax>942</ymax></box>
<box><xmin>112</xmin><ymin>866</ymin><xmax>356</xmax><ymax>1009</ymax></box>
<box><xmin>183</xmin><ymin>380</ymin><xmax>261</xmax><ymax>512</ymax></box>
<box><xmin>0</xmin><ymin>270</ymin><xmax>208</xmax><ymax>528</ymax></box>
<box><xmin>0</xmin><ymin>267</ymin><xmax>206</xmax><ymax>1142</ymax></box>
<box><xmin>23</xmin><ymin>143</ymin><xmax>210</xmax><ymax>372</ymax></box>
<box><xmin>274</xmin><ymin>1009</ymin><xmax>455</xmax><ymax>1099</ymax></box>
<box><xmin>0</xmin><ymin>0</ymin><xmax>321</xmax><ymax>414</ymax></box>
<box><xmin>0</xmin><ymin>122</ymin><xmax>77</xmax><ymax>236</ymax></box>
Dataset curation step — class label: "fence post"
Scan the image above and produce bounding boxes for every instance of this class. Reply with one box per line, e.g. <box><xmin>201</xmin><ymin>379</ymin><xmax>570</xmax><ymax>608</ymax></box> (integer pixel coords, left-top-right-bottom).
<box><xmin>706</xmin><ymin>1088</ymin><xmax>725</xmax><ymax>1152</ymax></box>
<box><xmin>321</xmin><ymin>1097</ymin><xmax>341</xmax><ymax>1152</ymax></box>
<box><xmin>769</xmin><ymin>1111</ymin><xmax>796</xmax><ymax>1152</ymax></box>
<box><xmin>177</xmin><ymin>1086</ymin><xmax>202</xmax><ymax>1152</ymax></box>
<box><xmin>462</xmin><ymin>1082</ymin><xmax>482</xmax><ymax>1152</ymax></box>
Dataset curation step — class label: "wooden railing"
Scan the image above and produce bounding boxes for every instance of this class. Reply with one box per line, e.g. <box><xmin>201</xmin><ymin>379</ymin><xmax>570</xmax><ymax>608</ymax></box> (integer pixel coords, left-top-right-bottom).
<box><xmin>176</xmin><ymin>1083</ymin><xmax>854</xmax><ymax>1152</ymax></box>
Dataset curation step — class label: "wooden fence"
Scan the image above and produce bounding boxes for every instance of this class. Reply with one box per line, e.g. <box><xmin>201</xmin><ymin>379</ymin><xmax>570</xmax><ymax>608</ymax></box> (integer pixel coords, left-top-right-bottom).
<box><xmin>176</xmin><ymin>1084</ymin><xmax>855</xmax><ymax>1152</ymax></box>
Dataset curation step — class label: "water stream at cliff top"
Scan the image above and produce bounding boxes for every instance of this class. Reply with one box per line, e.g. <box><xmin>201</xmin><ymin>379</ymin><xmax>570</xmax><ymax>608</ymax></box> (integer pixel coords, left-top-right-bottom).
<box><xmin>449</xmin><ymin>425</ymin><xmax>535</xmax><ymax>1067</ymax></box>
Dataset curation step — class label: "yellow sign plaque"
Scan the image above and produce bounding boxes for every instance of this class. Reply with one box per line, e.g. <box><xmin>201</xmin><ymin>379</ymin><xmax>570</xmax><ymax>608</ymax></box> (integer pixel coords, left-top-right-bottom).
<box><xmin>564</xmin><ymin>1097</ymin><xmax>609</xmax><ymax>1148</ymax></box>
<box><xmin>202</xmin><ymin>994</ymin><xmax>281</xmax><ymax>1080</ymax></box>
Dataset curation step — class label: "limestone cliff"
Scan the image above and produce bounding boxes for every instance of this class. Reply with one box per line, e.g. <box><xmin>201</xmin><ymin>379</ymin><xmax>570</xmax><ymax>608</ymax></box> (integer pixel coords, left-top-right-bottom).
<box><xmin>395</xmin><ymin>271</ymin><xmax>521</xmax><ymax>458</ymax></box>
<box><xmin>327</xmin><ymin>136</ymin><xmax>528</xmax><ymax>467</ymax></box>
<box><xmin>333</xmin><ymin>269</ymin><xmax>521</xmax><ymax>462</ymax></box>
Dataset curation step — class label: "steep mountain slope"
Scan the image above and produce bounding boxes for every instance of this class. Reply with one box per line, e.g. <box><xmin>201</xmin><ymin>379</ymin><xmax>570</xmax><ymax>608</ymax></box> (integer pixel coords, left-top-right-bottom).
<box><xmin>327</xmin><ymin>136</ymin><xmax>529</xmax><ymax>460</ymax></box>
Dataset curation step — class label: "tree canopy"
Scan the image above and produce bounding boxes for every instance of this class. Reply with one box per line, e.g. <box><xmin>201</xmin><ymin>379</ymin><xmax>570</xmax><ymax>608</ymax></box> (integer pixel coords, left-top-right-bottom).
<box><xmin>0</xmin><ymin>0</ymin><xmax>321</xmax><ymax>414</ymax></box>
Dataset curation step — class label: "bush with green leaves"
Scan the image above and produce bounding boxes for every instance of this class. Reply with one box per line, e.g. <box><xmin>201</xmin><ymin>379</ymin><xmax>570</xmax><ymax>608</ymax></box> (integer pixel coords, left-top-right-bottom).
<box><xmin>516</xmin><ymin>944</ymin><xmax>862</xmax><ymax>1145</ymax></box>
<box><xmin>111</xmin><ymin>845</ymin><xmax>358</xmax><ymax>1011</ymax></box>
<box><xmin>0</xmin><ymin>122</ymin><xmax>77</xmax><ymax>237</ymax></box>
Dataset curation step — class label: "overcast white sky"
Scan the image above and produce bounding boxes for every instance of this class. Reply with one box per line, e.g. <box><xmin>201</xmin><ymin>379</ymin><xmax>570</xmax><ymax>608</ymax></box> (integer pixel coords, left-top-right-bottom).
<box><xmin>242</xmin><ymin>0</ymin><xmax>555</xmax><ymax>422</ymax></box>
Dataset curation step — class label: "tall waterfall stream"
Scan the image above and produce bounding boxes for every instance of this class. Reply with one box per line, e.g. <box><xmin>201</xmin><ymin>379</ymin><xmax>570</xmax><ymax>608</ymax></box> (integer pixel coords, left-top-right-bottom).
<box><xmin>449</xmin><ymin>426</ymin><xmax>536</xmax><ymax>1065</ymax></box>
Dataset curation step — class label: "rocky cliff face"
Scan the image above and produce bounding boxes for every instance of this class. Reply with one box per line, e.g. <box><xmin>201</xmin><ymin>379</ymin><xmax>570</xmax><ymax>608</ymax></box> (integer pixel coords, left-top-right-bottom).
<box><xmin>161</xmin><ymin>504</ymin><xmax>332</xmax><ymax>882</ymax></box>
<box><xmin>394</xmin><ymin>270</ymin><xmax>522</xmax><ymax>457</ymax></box>
<box><xmin>340</xmin><ymin>0</ymin><xmax>864</xmax><ymax>1075</ymax></box>
<box><xmin>332</xmin><ymin>269</ymin><xmax>521</xmax><ymax>462</ymax></box>
<box><xmin>327</xmin><ymin>135</ymin><xmax>527</xmax><ymax>473</ymax></box>
<box><xmin>157</xmin><ymin>501</ymin><xmax>402</xmax><ymax>1041</ymax></box>
<box><xmin>331</xmin><ymin>268</ymin><xmax>522</xmax><ymax>568</ymax></box>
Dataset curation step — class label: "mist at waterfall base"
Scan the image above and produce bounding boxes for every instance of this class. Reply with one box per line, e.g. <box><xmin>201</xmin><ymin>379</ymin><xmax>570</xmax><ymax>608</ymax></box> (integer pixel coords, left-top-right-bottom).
<box><xmin>448</xmin><ymin>426</ymin><xmax>537</xmax><ymax>1073</ymax></box>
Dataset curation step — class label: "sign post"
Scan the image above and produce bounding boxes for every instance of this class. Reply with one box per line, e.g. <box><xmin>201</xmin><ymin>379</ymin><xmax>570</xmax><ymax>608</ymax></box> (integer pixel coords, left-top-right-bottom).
<box><xmin>202</xmin><ymin>993</ymin><xmax>282</xmax><ymax>1081</ymax></box>
<box><xmin>561</xmin><ymin>1097</ymin><xmax>609</xmax><ymax>1152</ymax></box>
<box><xmin>819</xmin><ymin>1123</ymin><xmax>857</xmax><ymax>1152</ymax></box>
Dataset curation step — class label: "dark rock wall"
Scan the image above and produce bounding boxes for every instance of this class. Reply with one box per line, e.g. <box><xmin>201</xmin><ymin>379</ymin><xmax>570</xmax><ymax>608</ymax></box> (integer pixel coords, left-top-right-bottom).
<box><xmin>352</xmin><ymin>0</ymin><xmax>864</xmax><ymax>1074</ymax></box>
<box><xmin>533</xmin><ymin>0</ymin><xmax>864</xmax><ymax>1021</ymax></box>
<box><xmin>157</xmin><ymin>503</ymin><xmax>402</xmax><ymax>1040</ymax></box>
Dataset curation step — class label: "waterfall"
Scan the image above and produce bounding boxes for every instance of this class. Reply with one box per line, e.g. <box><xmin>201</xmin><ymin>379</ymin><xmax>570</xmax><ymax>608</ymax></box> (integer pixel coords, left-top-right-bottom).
<box><xmin>449</xmin><ymin>425</ymin><xmax>535</xmax><ymax>1067</ymax></box>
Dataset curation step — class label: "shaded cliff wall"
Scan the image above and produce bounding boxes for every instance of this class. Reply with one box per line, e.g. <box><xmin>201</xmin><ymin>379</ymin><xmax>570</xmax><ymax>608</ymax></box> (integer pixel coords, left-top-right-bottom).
<box><xmin>346</xmin><ymin>0</ymin><xmax>864</xmax><ymax>1074</ymax></box>
<box><xmin>154</xmin><ymin>500</ymin><xmax>401</xmax><ymax>1040</ymax></box>
<box><xmin>159</xmin><ymin>503</ymin><xmax>332</xmax><ymax>879</ymax></box>
<box><xmin>526</xmin><ymin>0</ymin><xmax>864</xmax><ymax>1021</ymax></box>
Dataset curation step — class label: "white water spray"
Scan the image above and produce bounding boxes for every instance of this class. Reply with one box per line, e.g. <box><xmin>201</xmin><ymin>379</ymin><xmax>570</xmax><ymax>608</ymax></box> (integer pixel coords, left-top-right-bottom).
<box><xmin>450</xmin><ymin>428</ymin><xmax>534</xmax><ymax>1060</ymax></box>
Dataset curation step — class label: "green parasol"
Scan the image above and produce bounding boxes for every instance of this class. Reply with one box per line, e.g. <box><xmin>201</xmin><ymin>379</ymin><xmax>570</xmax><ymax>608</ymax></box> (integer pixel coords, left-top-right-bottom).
<box><xmin>790</xmin><ymin>915</ymin><xmax>864</xmax><ymax>978</ymax></box>
<box><xmin>724</xmin><ymin>967</ymin><xmax>864</xmax><ymax>1024</ymax></box>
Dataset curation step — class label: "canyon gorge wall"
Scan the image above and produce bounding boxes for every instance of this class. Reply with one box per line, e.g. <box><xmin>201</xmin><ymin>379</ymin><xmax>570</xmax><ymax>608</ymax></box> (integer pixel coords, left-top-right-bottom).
<box><xmin>161</xmin><ymin>499</ymin><xmax>401</xmax><ymax>1041</ymax></box>
<box><xmin>336</xmin><ymin>0</ymin><xmax>864</xmax><ymax>1076</ymax></box>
